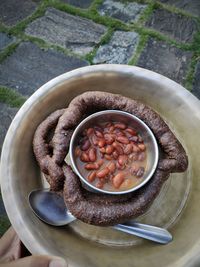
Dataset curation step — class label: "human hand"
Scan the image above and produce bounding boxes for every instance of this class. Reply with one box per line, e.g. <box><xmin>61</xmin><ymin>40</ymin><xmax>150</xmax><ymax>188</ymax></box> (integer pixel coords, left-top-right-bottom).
<box><xmin>0</xmin><ymin>227</ymin><xmax>68</xmax><ymax>267</ymax></box>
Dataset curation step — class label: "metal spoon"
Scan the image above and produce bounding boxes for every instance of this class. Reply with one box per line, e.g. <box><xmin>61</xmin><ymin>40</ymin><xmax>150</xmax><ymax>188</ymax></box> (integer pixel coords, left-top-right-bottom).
<box><xmin>29</xmin><ymin>189</ymin><xmax>172</xmax><ymax>244</ymax></box>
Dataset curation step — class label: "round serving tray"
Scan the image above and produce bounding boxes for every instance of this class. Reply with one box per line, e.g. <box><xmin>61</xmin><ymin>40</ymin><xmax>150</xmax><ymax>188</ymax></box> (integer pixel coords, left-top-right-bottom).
<box><xmin>1</xmin><ymin>65</ymin><xmax>200</xmax><ymax>267</ymax></box>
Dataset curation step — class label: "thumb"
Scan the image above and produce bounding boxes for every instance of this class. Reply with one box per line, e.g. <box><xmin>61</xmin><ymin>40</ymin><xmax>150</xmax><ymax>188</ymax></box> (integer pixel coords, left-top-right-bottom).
<box><xmin>0</xmin><ymin>255</ymin><xmax>68</xmax><ymax>267</ymax></box>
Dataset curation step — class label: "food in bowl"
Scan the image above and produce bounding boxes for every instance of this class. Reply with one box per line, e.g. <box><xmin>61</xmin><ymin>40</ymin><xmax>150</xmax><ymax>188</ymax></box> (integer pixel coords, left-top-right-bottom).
<box><xmin>33</xmin><ymin>91</ymin><xmax>188</xmax><ymax>226</ymax></box>
<box><xmin>74</xmin><ymin>121</ymin><xmax>147</xmax><ymax>192</ymax></box>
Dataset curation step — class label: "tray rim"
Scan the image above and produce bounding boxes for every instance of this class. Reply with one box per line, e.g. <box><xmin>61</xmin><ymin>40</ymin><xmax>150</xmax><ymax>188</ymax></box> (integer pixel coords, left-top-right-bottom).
<box><xmin>1</xmin><ymin>64</ymin><xmax>200</xmax><ymax>266</ymax></box>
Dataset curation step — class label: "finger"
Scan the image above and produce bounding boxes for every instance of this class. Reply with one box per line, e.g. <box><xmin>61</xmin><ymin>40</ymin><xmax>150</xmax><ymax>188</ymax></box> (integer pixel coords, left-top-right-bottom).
<box><xmin>0</xmin><ymin>227</ymin><xmax>21</xmax><ymax>262</ymax></box>
<box><xmin>0</xmin><ymin>255</ymin><xmax>68</xmax><ymax>267</ymax></box>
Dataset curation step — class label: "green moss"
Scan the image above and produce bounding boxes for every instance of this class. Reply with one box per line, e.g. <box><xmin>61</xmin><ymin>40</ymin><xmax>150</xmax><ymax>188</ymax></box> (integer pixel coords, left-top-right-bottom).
<box><xmin>89</xmin><ymin>0</ymin><xmax>104</xmax><ymax>12</ymax></box>
<box><xmin>0</xmin><ymin>87</ymin><xmax>26</xmax><ymax>108</ymax></box>
<box><xmin>44</xmin><ymin>0</ymin><xmax>128</xmax><ymax>30</ymax></box>
<box><xmin>0</xmin><ymin>42</ymin><xmax>19</xmax><ymax>63</ymax></box>
<box><xmin>184</xmin><ymin>56</ymin><xmax>198</xmax><ymax>91</ymax></box>
<box><xmin>8</xmin><ymin>2</ymin><xmax>47</xmax><ymax>36</ymax></box>
<box><xmin>85</xmin><ymin>28</ymin><xmax>114</xmax><ymax>63</ymax></box>
<box><xmin>137</xmin><ymin>2</ymin><xmax>155</xmax><ymax>25</ymax></box>
<box><xmin>128</xmin><ymin>33</ymin><xmax>148</xmax><ymax>65</ymax></box>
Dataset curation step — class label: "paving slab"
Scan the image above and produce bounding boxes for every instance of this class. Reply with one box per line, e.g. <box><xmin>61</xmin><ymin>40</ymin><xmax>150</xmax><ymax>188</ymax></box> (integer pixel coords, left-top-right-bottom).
<box><xmin>0</xmin><ymin>0</ymin><xmax>40</xmax><ymax>26</ymax></box>
<box><xmin>137</xmin><ymin>38</ymin><xmax>192</xmax><ymax>85</ymax></box>
<box><xmin>0</xmin><ymin>102</ymin><xmax>18</xmax><ymax>155</ymax></box>
<box><xmin>93</xmin><ymin>31</ymin><xmax>139</xmax><ymax>64</ymax></box>
<box><xmin>98</xmin><ymin>0</ymin><xmax>147</xmax><ymax>23</ymax></box>
<box><xmin>192</xmin><ymin>61</ymin><xmax>200</xmax><ymax>99</ymax></box>
<box><xmin>0</xmin><ymin>33</ymin><xmax>15</xmax><ymax>51</ymax></box>
<box><xmin>60</xmin><ymin>0</ymin><xmax>93</xmax><ymax>8</ymax></box>
<box><xmin>145</xmin><ymin>8</ymin><xmax>198</xmax><ymax>43</ymax></box>
<box><xmin>25</xmin><ymin>7</ymin><xmax>107</xmax><ymax>56</ymax></box>
<box><xmin>159</xmin><ymin>0</ymin><xmax>200</xmax><ymax>17</ymax></box>
<box><xmin>0</xmin><ymin>42</ymin><xmax>88</xmax><ymax>96</ymax></box>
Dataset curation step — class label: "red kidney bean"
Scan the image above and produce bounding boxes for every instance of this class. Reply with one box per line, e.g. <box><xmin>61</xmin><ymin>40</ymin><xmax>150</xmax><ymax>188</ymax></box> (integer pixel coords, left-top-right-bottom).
<box><xmin>116</xmin><ymin>161</ymin><xmax>126</xmax><ymax>170</ymax></box>
<box><xmin>118</xmin><ymin>155</ymin><xmax>128</xmax><ymax>166</ymax></box>
<box><xmin>104</xmin><ymin>134</ymin><xmax>115</xmax><ymax>145</ymax></box>
<box><xmin>109</xmin><ymin>125</ymin><xmax>115</xmax><ymax>133</ymax></box>
<box><xmin>75</xmin><ymin>147</ymin><xmax>81</xmax><ymax>157</ymax></box>
<box><xmin>106</xmin><ymin>145</ymin><xmax>114</xmax><ymax>154</ymax></box>
<box><xmin>112</xmin><ymin>173</ymin><xmax>125</xmax><ymax>189</ymax></box>
<box><xmin>88</xmin><ymin>147</ymin><xmax>96</xmax><ymax>162</ymax></box>
<box><xmin>107</xmin><ymin>162</ymin><xmax>116</xmax><ymax>173</ymax></box>
<box><xmin>138</xmin><ymin>143</ymin><xmax>146</xmax><ymax>151</ymax></box>
<box><xmin>81</xmin><ymin>139</ymin><xmax>91</xmax><ymax>151</ymax></box>
<box><xmin>97</xmin><ymin>159</ymin><xmax>104</xmax><ymax>167</ymax></box>
<box><xmin>124</xmin><ymin>144</ymin><xmax>132</xmax><ymax>155</ymax></box>
<box><xmin>116</xmin><ymin>136</ymin><xmax>129</xmax><ymax>144</ymax></box>
<box><xmin>132</xmin><ymin>144</ymin><xmax>140</xmax><ymax>152</ymax></box>
<box><xmin>91</xmin><ymin>135</ymin><xmax>98</xmax><ymax>146</ymax></box>
<box><xmin>138</xmin><ymin>152</ymin><xmax>146</xmax><ymax>161</ymax></box>
<box><xmin>113</xmin><ymin>142</ymin><xmax>123</xmax><ymax>155</ymax></box>
<box><xmin>98</xmin><ymin>139</ymin><xmax>106</xmax><ymax>148</ymax></box>
<box><xmin>96</xmin><ymin>167</ymin><xmax>110</xmax><ymax>178</ymax></box>
<box><xmin>87</xmin><ymin>171</ymin><xmax>96</xmax><ymax>182</ymax></box>
<box><xmin>80</xmin><ymin>152</ymin><xmax>90</xmax><ymax>162</ymax></box>
<box><xmin>85</xmin><ymin>163</ymin><xmax>99</xmax><ymax>170</ymax></box>
<box><xmin>99</xmin><ymin>147</ymin><xmax>106</xmax><ymax>153</ymax></box>
<box><xmin>130</xmin><ymin>164</ymin><xmax>139</xmax><ymax>175</ymax></box>
<box><xmin>104</xmin><ymin>154</ymin><xmax>112</xmax><ymax>160</ymax></box>
<box><xmin>136</xmin><ymin>167</ymin><xmax>145</xmax><ymax>177</ymax></box>
<box><xmin>87</xmin><ymin>128</ymin><xmax>94</xmax><ymax>135</ymax></box>
<box><xmin>129</xmin><ymin>153</ymin><xmax>138</xmax><ymax>161</ymax></box>
<box><xmin>129</xmin><ymin>136</ymin><xmax>138</xmax><ymax>142</ymax></box>
<box><xmin>114</xmin><ymin>123</ymin><xmax>127</xmax><ymax>130</ymax></box>
<box><xmin>126</xmin><ymin>128</ymin><xmax>137</xmax><ymax>136</ymax></box>
<box><xmin>95</xmin><ymin>130</ymin><xmax>104</xmax><ymax>138</ymax></box>
<box><xmin>115</xmin><ymin>130</ymin><xmax>125</xmax><ymax>137</ymax></box>
<box><xmin>112</xmin><ymin>150</ymin><xmax>119</xmax><ymax>160</ymax></box>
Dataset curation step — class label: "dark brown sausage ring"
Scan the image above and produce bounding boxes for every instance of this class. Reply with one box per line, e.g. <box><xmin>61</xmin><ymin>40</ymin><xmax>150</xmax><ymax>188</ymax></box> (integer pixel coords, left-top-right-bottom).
<box><xmin>33</xmin><ymin>91</ymin><xmax>188</xmax><ymax>225</ymax></box>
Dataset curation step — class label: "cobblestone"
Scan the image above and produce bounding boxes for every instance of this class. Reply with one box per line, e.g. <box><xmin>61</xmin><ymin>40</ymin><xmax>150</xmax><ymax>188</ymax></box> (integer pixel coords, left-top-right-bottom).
<box><xmin>25</xmin><ymin>8</ymin><xmax>107</xmax><ymax>56</ymax></box>
<box><xmin>0</xmin><ymin>42</ymin><xmax>88</xmax><ymax>96</ymax></box>
<box><xmin>0</xmin><ymin>102</ymin><xmax>18</xmax><ymax>155</ymax></box>
<box><xmin>0</xmin><ymin>0</ymin><xmax>40</xmax><ymax>26</ymax></box>
<box><xmin>137</xmin><ymin>38</ymin><xmax>192</xmax><ymax>85</ymax></box>
<box><xmin>93</xmin><ymin>31</ymin><xmax>139</xmax><ymax>64</ymax></box>
<box><xmin>159</xmin><ymin>0</ymin><xmax>200</xmax><ymax>17</ymax></box>
<box><xmin>0</xmin><ymin>33</ymin><xmax>15</xmax><ymax>51</ymax></box>
<box><xmin>98</xmin><ymin>0</ymin><xmax>146</xmax><ymax>23</ymax></box>
<box><xmin>145</xmin><ymin>8</ymin><xmax>198</xmax><ymax>43</ymax></box>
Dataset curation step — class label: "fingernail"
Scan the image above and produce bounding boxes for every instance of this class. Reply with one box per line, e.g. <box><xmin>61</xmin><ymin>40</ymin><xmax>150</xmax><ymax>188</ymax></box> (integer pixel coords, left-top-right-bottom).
<box><xmin>49</xmin><ymin>258</ymin><xmax>68</xmax><ymax>267</ymax></box>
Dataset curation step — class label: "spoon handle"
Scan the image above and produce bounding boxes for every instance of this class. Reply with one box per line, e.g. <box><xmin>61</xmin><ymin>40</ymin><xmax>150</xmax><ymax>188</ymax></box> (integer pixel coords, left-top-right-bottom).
<box><xmin>112</xmin><ymin>222</ymin><xmax>172</xmax><ymax>244</ymax></box>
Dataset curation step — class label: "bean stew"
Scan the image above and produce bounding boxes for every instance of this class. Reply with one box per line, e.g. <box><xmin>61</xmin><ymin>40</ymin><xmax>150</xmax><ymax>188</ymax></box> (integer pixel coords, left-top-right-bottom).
<box><xmin>74</xmin><ymin>122</ymin><xmax>147</xmax><ymax>192</ymax></box>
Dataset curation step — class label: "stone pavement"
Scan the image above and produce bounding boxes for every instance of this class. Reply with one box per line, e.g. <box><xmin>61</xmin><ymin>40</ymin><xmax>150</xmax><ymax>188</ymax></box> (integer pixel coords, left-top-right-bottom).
<box><xmin>0</xmin><ymin>0</ymin><xmax>200</xmax><ymax>235</ymax></box>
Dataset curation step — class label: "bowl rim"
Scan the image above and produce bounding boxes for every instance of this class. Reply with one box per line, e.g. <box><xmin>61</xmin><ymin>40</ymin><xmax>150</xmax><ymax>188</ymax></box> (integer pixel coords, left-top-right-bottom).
<box><xmin>1</xmin><ymin>64</ymin><xmax>200</xmax><ymax>263</ymax></box>
<box><xmin>69</xmin><ymin>109</ymin><xmax>159</xmax><ymax>195</ymax></box>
